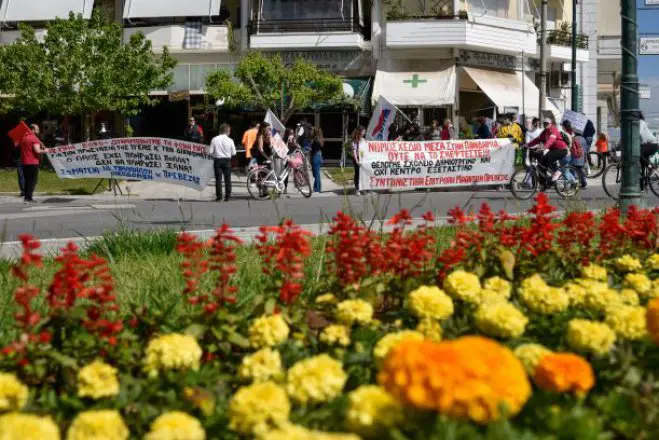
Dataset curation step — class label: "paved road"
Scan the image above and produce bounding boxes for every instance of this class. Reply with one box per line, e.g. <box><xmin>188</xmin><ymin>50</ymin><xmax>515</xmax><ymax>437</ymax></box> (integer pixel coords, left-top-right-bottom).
<box><xmin>0</xmin><ymin>186</ymin><xmax>654</xmax><ymax>243</ymax></box>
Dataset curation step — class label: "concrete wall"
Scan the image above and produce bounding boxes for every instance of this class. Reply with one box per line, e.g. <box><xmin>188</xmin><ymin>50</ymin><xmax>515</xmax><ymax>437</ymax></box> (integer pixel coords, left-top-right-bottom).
<box><xmin>576</xmin><ymin>0</ymin><xmax>598</xmax><ymax>125</ymax></box>
<box><xmin>597</xmin><ymin>0</ymin><xmax>621</xmax><ymax>37</ymax></box>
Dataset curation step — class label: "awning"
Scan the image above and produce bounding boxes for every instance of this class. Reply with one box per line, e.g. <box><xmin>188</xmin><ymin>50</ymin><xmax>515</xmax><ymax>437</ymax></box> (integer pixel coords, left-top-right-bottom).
<box><xmin>372</xmin><ymin>66</ymin><xmax>456</xmax><ymax>107</ymax></box>
<box><xmin>124</xmin><ymin>0</ymin><xmax>221</xmax><ymax>19</ymax></box>
<box><xmin>0</xmin><ymin>0</ymin><xmax>95</xmax><ymax>22</ymax></box>
<box><xmin>461</xmin><ymin>66</ymin><xmax>560</xmax><ymax>119</ymax></box>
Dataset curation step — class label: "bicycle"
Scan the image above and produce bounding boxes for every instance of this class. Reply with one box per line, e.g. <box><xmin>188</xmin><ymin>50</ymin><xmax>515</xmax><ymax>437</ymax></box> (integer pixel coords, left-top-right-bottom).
<box><xmin>246</xmin><ymin>150</ymin><xmax>312</xmax><ymax>199</ymax></box>
<box><xmin>585</xmin><ymin>143</ymin><xmax>620</xmax><ymax>179</ymax></box>
<box><xmin>601</xmin><ymin>154</ymin><xmax>659</xmax><ymax>200</ymax></box>
<box><xmin>509</xmin><ymin>147</ymin><xmax>581</xmax><ymax>200</ymax></box>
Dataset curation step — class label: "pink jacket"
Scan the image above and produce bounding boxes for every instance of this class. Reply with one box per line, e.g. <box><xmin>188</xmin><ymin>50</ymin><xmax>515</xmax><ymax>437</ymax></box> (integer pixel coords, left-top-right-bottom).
<box><xmin>528</xmin><ymin>126</ymin><xmax>567</xmax><ymax>151</ymax></box>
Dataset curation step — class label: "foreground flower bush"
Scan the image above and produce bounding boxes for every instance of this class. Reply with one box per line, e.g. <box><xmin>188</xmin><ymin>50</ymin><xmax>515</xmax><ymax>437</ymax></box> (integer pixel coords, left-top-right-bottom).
<box><xmin>1</xmin><ymin>196</ymin><xmax>659</xmax><ymax>439</ymax></box>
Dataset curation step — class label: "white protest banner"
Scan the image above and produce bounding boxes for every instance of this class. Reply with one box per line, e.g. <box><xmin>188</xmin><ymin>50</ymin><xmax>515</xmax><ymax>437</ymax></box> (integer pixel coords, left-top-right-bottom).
<box><xmin>45</xmin><ymin>137</ymin><xmax>215</xmax><ymax>191</ymax></box>
<box><xmin>359</xmin><ymin>139</ymin><xmax>515</xmax><ymax>191</ymax></box>
<box><xmin>560</xmin><ymin>110</ymin><xmax>588</xmax><ymax>133</ymax></box>
<box><xmin>264</xmin><ymin>109</ymin><xmax>289</xmax><ymax>158</ymax></box>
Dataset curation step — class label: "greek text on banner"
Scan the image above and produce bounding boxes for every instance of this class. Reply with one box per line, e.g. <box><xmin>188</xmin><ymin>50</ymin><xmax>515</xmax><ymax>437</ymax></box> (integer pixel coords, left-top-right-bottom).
<box><xmin>45</xmin><ymin>138</ymin><xmax>215</xmax><ymax>191</ymax></box>
<box><xmin>359</xmin><ymin>139</ymin><xmax>515</xmax><ymax>191</ymax></box>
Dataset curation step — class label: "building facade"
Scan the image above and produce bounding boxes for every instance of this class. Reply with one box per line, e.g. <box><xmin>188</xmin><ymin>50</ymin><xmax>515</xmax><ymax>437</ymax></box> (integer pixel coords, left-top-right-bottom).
<box><xmin>0</xmin><ymin>0</ymin><xmax>608</xmax><ymax>158</ymax></box>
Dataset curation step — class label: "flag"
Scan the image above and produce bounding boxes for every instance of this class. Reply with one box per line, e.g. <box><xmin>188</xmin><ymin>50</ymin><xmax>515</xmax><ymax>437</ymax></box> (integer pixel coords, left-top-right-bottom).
<box><xmin>264</xmin><ymin>109</ymin><xmax>288</xmax><ymax>158</ymax></box>
<box><xmin>8</xmin><ymin>122</ymin><xmax>32</xmax><ymax>145</ymax></box>
<box><xmin>366</xmin><ymin>96</ymin><xmax>396</xmax><ymax>141</ymax></box>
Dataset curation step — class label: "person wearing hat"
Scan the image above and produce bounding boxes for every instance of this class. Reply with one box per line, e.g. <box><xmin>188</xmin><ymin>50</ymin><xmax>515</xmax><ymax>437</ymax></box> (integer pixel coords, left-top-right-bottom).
<box><xmin>528</xmin><ymin>117</ymin><xmax>569</xmax><ymax>185</ymax></box>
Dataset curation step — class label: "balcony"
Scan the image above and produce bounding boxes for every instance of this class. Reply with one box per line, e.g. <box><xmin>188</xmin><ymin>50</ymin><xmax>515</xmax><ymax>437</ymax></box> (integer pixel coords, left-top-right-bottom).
<box><xmin>0</xmin><ymin>28</ymin><xmax>47</xmax><ymax>44</ymax></box>
<box><xmin>249</xmin><ymin>17</ymin><xmax>366</xmax><ymax>50</ymax></box>
<box><xmin>540</xmin><ymin>29</ymin><xmax>589</xmax><ymax>62</ymax></box>
<box><xmin>122</xmin><ymin>24</ymin><xmax>232</xmax><ymax>53</ymax></box>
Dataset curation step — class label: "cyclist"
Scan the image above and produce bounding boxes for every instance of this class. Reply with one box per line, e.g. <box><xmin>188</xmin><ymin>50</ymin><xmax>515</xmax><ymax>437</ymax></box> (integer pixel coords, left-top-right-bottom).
<box><xmin>527</xmin><ymin>117</ymin><xmax>569</xmax><ymax>186</ymax></box>
<box><xmin>640</xmin><ymin>112</ymin><xmax>659</xmax><ymax>161</ymax></box>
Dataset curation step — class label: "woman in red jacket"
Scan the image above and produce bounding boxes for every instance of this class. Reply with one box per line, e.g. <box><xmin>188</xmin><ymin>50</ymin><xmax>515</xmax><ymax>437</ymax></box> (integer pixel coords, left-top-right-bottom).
<box><xmin>528</xmin><ymin>118</ymin><xmax>568</xmax><ymax>181</ymax></box>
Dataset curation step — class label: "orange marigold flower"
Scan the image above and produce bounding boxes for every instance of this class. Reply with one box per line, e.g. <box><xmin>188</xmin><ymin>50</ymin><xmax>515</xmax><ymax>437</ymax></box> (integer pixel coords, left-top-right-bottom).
<box><xmin>534</xmin><ymin>353</ymin><xmax>595</xmax><ymax>395</ymax></box>
<box><xmin>378</xmin><ymin>336</ymin><xmax>531</xmax><ymax>424</ymax></box>
<box><xmin>647</xmin><ymin>298</ymin><xmax>659</xmax><ymax>345</ymax></box>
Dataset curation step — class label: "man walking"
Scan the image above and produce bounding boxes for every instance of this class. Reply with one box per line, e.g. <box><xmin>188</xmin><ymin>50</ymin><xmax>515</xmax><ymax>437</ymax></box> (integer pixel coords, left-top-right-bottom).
<box><xmin>12</xmin><ymin>142</ymin><xmax>25</xmax><ymax>198</ymax></box>
<box><xmin>209</xmin><ymin>123</ymin><xmax>236</xmax><ymax>202</ymax></box>
<box><xmin>184</xmin><ymin>117</ymin><xmax>205</xmax><ymax>143</ymax></box>
<box><xmin>20</xmin><ymin>124</ymin><xmax>43</xmax><ymax>204</ymax></box>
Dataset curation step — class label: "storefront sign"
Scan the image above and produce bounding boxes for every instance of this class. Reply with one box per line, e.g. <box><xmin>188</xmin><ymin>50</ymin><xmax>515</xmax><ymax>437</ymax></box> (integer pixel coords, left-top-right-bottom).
<box><xmin>646</xmin><ymin>0</ymin><xmax>659</xmax><ymax>5</ymax></box>
<box><xmin>46</xmin><ymin>138</ymin><xmax>214</xmax><ymax>191</ymax></box>
<box><xmin>459</xmin><ymin>50</ymin><xmax>538</xmax><ymax>72</ymax></box>
<box><xmin>640</xmin><ymin>37</ymin><xmax>659</xmax><ymax>55</ymax></box>
<box><xmin>274</xmin><ymin>50</ymin><xmax>366</xmax><ymax>72</ymax></box>
<box><xmin>359</xmin><ymin>139</ymin><xmax>515</xmax><ymax>191</ymax></box>
<box><xmin>169</xmin><ymin>91</ymin><xmax>190</xmax><ymax>102</ymax></box>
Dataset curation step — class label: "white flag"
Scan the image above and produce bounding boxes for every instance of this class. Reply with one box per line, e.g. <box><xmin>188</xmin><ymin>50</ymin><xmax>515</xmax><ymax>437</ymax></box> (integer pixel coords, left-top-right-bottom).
<box><xmin>264</xmin><ymin>109</ymin><xmax>288</xmax><ymax>158</ymax></box>
<box><xmin>366</xmin><ymin>96</ymin><xmax>397</xmax><ymax>141</ymax></box>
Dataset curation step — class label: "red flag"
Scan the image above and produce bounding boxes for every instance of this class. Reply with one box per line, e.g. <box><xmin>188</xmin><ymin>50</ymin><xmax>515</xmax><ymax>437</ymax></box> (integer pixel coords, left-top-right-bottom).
<box><xmin>8</xmin><ymin>122</ymin><xmax>32</xmax><ymax>145</ymax></box>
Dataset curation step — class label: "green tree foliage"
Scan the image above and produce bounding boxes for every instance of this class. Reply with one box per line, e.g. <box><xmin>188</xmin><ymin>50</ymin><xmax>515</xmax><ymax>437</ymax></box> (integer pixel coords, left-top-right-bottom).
<box><xmin>205</xmin><ymin>51</ymin><xmax>344</xmax><ymax>123</ymax></box>
<box><xmin>0</xmin><ymin>10</ymin><xmax>176</xmax><ymax>117</ymax></box>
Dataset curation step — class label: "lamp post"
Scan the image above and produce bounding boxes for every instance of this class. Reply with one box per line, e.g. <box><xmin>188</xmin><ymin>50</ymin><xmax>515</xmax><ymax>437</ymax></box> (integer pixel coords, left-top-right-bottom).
<box><xmin>571</xmin><ymin>0</ymin><xmax>578</xmax><ymax>111</ymax></box>
<box><xmin>619</xmin><ymin>0</ymin><xmax>642</xmax><ymax>211</ymax></box>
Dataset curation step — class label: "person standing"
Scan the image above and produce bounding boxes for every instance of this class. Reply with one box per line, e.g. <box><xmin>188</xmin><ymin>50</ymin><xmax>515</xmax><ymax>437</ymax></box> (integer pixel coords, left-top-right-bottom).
<box><xmin>310</xmin><ymin>127</ymin><xmax>324</xmax><ymax>193</ymax></box>
<box><xmin>296</xmin><ymin>117</ymin><xmax>313</xmax><ymax>151</ymax></box>
<box><xmin>352</xmin><ymin>126</ymin><xmax>367</xmax><ymax>194</ymax></box>
<box><xmin>20</xmin><ymin>124</ymin><xmax>43</xmax><ymax>204</ymax></box>
<box><xmin>476</xmin><ymin>117</ymin><xmax>491</xmax><ymax>139</ymax></box>
<box><xmin>561</xmin><ymin>120</ymin><xmax>587</xmax><ymax>189</ymax></box>
<box><xmin>441</xmin><ymin>118</ymin><xmax>455</xmax><ymax>140</ymax></box>
<box><xmin>426</xmin><ymin>120</ymin><xmax>441</xmax><ymax>140</ymax></box>
<box><xmin>209</xmin><ymin>123</ymin><xmax>236</xmax><ymax>202</ymax></box>
<box><xmin>525</xmin><ymin>118</ymin><xmax>542</xmax><ymax>144</ymax></box>
<box><xmin>12</xmin><ymin>142</ymin><xmax>25</xmax><ymax>198</ymax></box>
<box><xmin>242</xmin><ymin>121</ymin><xmax>259</xmax><ymax>166</ymax></box>
<box><xmin>184</xmin><ymin>117</ymin><xmax>205</xmax><ymax>143</ymax></box>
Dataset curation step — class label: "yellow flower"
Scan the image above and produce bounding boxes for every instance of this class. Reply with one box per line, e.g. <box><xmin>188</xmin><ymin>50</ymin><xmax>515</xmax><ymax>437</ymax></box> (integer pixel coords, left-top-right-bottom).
<box><xmin>238</xmin><ymin>348</ymin><xmax>283</xmax><ymax>383</ymax></box>
<box><xmin>581</xmin><ymin>264</ymin><xmax>608</xmax><ymax>281</ymax></box>
<box><xmin>534</xmin><ymin>353</ymin><xmax>595</xmax><ymax>395</ymax></box>
<box><xmin>513</xmin><ymin>344</ymin><xmax>553</xmax><ymax>375</ymax></box>
<box><xmin>578</xmin><ymin>280</ymin><xmax>621</xmax><ymax>313</ymax></box>
<box><xmin>336</xmin><ymin>300</ymin><xmax>373</xmax><ymax>326</ymax></box>
<box><xmin>566</xmin><ymin>319</ymin><xmax>616</xmax><ymax>356</ymax></box>
<box><xmin>416</xmin><ymin>318</ymin><xmax>443</xmax><ymax>341</ymax></box>
<box><xmin>77</xmin><ymin>360</ymin><xmax>119</xmax><ymax>400</ymax></box>
<box><xmin>619</xmin><ymin>288</ymin><xmax>640</xmax><ymax>306</ymax></box>
<box><xmin>0</xmin><ymin>413</ymin><xmax>59</xmax><ymax>440</ymax></box>
<box><xmin>263</xmin><ymin>424</ymin><xmax>360</xmax><ymax>440</ymax></box>
<box><xmin>407</xmin><ymin>285</ymin><xmax>454</xmax><ymax>320</ymax></box>
<box><xmin>624</xmin><ymin>273</ymin><xmax>652</xmax><ymax>296</ymax></box>
<box><xmin>228</xmin><ymin>382</ymin><xmax>290</xmax><ymax>436</ymax></box>
<box><xmin>647</xmin><ymin>298</ymin><xmax>659</xmax><ymax>344</ymax></box>
<box><xmin>286</xmin><ymin>355</ymin><xmax>347</xmax><ymax>404</ymax></box>
<box><xmin>0</xmin><ymin>373</ymin><xmax>28</xmax><ymax>411</ymax></box>
<box><xmin>483</xmin><ymin>276</ymin><xmax>512</xmax><ymax>299</ymax></box>
<box><xmin>248</xmin><ymin>315</ymin><xmax>290</xmax><ymax>349</ymax></box>
<box><xmin>563</xmin><ymin>282</ymin><xmax>588</xmax><ymax>307</ymax></box>
<box><xmin>320</xmin><ymin>325</ymin><xmax>351</xmax><ymax>347</ymax></box>
<box><xmin>474</xmin><ymin>302</ymin><xmax>528</xmax><ymax>339</ymax></box>
<box><xmin>518</xmin><ymin>275</ymin><xmax>569</xmax><ymax>315</ymax></box>
<box><xmin>315</xmin><ymin>294</ymin><xmax>337</xmax><ymax>304</ymax></box>
<box><xmin>616</xmin><ymin>255</ymin><xmax>642</xmax><ymax>272</ymax></box>
<box><xmin>379</xmin><ymin>337</ymin><xmax>531</xmax><ymax>424</ymax></box>
<box><xmin>606</xmin><ymin>306</ymin><xmax>647</xmax><ymax>340</ymax></box>
<box><xmin>144</xmin><ymin>334</ymin><xmax>202</xmax><ymax>377</ymax></box>
<box><xmin>66</xmin><ymin>410</ymin><xmax>129</xmax><ymax>440</ymax></box>
<box><xmin>345</xmin><ymin>385</ymin><xmax>404</xmax><ymax>438</ymax></box>
<box><xmin>144</xmin><ymin>412</ymin><xmax>205</xmax><ymax>440</ymax></box>
<box><xmin>443</xmin><ymin>270</ymin><xmax>482</xmax><ymax>304</ymax></box>
<box><xmin>373</xmin><ymin>331</ymin><xmax>424</xmax><ymax>367</ymax></box>
<box><xmin>646</xmin><ymin>254</ymin><xmax>659</xmax><ymax>271</ymax></box>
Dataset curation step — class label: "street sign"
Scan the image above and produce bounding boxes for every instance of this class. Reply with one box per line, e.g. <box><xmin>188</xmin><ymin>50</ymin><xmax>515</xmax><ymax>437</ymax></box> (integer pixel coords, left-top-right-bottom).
<box><xmin>640</xmin><ymin>85</ymin><xmax>652</xmax><ymax>99</ymax></box>
<box><xmin>640</xmin><ymin>37</ymin><xmax>659</xmax><ymax>55</ymax></box>
<box><xmin>646</xmin><ymin>0</ymin><xmax>659</xmax><ymax>5</ymax></box>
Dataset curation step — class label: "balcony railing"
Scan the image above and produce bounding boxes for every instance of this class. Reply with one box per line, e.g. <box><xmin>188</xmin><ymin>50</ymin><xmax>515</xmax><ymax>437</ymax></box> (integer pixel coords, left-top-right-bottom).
<box><xmin>385</xmin><ymin>0</ymin><xmax>464</xmax><ymax>20</ymax></box>
<box><xmin>543</xmin><ymin>29</ymin><xmax>589</xmax><ymax>50</ymax></box>
<box><xmin>250</xmin><ymin>17</ymin><xmax>364</xmax><ymax>34</ymax></box>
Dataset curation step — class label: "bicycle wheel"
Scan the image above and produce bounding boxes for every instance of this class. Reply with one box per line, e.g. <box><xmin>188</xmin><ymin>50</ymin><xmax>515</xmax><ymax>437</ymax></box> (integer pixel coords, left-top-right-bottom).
<box><xmin>602</xmin><ymin>163</ymin><xmax>622</xmax><ymax>201</ymax></box>
<box><xmin>648</xmin><ymin>165</ymin><xmax>659</xmax><ymax>197</ymax></box>
<box><xmin>554</xmin><ymin>165</ymin><xmax>580</xmax><ymax>198</ymax></box>
<box><xmin>294</xmin><ymin>169</ymin><xmax>312</xmax><ymax>198</ymax></box>
<box><xmin>586</xmin><ymin>151</ymin><xmax>605</xmax><ymax>179</ymax></box>
<box><xmin>247</xmin><ymin>168</ymin><xmax>270</xmax><ymax>200</ymax></box>
<box><xmin>509</xmin><ymin>168</ymin><xmax>538</xmax><ymax>200</ymax></box>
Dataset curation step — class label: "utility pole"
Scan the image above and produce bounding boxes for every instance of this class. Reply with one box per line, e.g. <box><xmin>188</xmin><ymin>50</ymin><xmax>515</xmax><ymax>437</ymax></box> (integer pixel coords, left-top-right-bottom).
<box><xmin>571</xmin><ymin>0</ymin><xmax>578</xmax><ymax>111</ymax></box>
<box><xmin>538</xmin><ymin>0</ymin><xmax>548</xmax><ymax>117</ymax></box>
<box><xmin>619</xmin><ymin>0</ymin><xmax>642</xmax><ymax>211</ymax></box>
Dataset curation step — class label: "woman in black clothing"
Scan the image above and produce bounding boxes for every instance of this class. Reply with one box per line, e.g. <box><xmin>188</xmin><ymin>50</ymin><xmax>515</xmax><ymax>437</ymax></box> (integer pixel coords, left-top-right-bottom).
<box><xmin>310</xmin><ymin>127</ymin><xmax>324</xmax><ymax>193</ymax></box>
<box><xmin>255</xmin><ymin>123</ymin><xmax>273</xmax><ymax>166</ymax></box>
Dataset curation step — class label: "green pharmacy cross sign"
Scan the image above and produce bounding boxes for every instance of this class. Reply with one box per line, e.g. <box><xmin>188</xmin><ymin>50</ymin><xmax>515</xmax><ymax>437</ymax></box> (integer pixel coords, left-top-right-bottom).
<box><xmin>403</xmin><ymin>74</ymin><xmax>427</xmax><ymax>88</ymax></box>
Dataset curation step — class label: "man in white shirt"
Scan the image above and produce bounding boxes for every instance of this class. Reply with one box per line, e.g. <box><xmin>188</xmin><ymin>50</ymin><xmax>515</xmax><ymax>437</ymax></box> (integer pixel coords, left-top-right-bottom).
<box><xmin>209</xmin><ymin>123</ymin><xmax>237</xmax><ymax>202</ymax></box>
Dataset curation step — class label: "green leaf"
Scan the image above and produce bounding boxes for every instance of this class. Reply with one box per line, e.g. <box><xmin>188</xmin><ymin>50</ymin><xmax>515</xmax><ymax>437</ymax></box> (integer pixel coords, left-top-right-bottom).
<box><xmin>227</xmin><ymin>332</ymin><xmax>250</xmax><ymax>348</ymax></box>
<box><xmin>48</xmin><ymin>351</ymin><xmax>78</xmax><ymax>368</ymax></box>
<box><xmin>184</xmin><ymin>324</ymin><xmax>207</xmax><ymax>340</ymax></box>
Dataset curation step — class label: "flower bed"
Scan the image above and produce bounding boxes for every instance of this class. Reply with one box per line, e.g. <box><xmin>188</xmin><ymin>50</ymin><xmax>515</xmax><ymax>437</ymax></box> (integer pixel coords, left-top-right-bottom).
<box><xmin>1</xmin><ymin>194</ymin><xmax>659</xmax><ymax>439</ymax></box>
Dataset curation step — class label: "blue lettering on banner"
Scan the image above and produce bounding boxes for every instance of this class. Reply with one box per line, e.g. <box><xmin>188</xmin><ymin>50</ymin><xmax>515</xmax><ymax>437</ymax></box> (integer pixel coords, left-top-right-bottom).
<box><xmin>61</xmin><ymin>167</ymin><xmax>102</xmax><ymax>176</ymax></box>
<box><xmin>111</xmin><ymin>166</ymin><xmax>153</xmax><ymax>180</ymax></box>
<box><xmin>163</xmin><ymin>170</ymin><xmax>200</xmax><ymax>185</ymax></box>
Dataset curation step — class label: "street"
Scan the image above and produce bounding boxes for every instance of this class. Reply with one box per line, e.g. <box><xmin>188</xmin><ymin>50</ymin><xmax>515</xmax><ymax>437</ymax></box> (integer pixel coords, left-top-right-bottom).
<box><xmin>0</xmin><ymin>185</ymin><xmax>654</xmax><ymax>244</ymax></box>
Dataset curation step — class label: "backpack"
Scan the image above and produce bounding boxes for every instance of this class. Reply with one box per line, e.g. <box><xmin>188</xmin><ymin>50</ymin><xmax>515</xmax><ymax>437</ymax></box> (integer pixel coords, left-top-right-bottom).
<box><xmin>571</xmin><ymin>136</ymin><xmax>584</xmax><ymax>159</ymax></box>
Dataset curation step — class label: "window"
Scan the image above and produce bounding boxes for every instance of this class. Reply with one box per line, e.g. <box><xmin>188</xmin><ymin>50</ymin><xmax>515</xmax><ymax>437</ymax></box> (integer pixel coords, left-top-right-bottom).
<box><xmin>260</xmin><ymin>0</ymin><xmax>353</xmax><ymax>21</ymax></box>
<box><xmin>467</xmin><ymin>0</ymin><xmax>509</xmax><ymax>19</ymax></box>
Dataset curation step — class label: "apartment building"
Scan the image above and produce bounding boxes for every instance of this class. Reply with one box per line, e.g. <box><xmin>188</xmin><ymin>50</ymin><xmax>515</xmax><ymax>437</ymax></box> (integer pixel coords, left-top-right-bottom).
<box><xmin>0</xmin><ymin>0</ymin><xmax>602</xmax><ymax>157</ymax></box>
